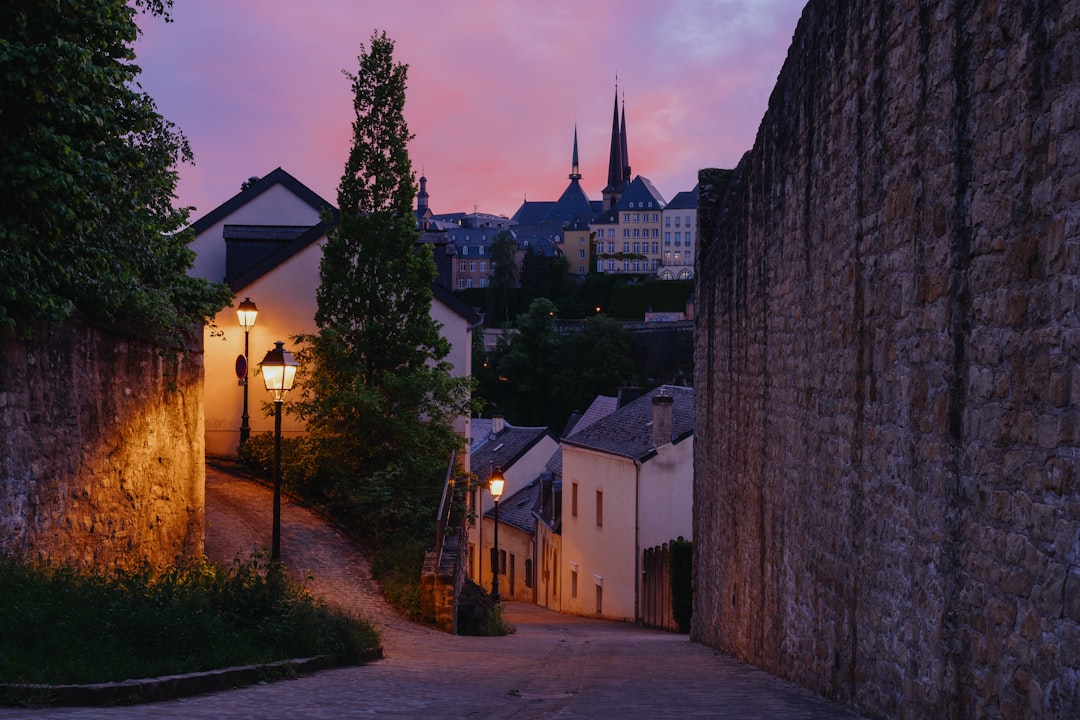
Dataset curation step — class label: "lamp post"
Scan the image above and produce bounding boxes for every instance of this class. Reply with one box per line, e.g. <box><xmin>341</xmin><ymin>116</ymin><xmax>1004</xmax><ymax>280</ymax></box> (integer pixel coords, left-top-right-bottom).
<box><xmin>259</xmin><ymin>340</ymin><xmax>297</xmax><ymax>562</ymax></box>
<box><xmin>488</xmin><ymin>468</ymin><xmax>505</xmax><ymax>603</ymax></box>
<box><xmin>236</xmin><ymin>298</ymin><xmax>258</xmax><ymax>445</ymax></box>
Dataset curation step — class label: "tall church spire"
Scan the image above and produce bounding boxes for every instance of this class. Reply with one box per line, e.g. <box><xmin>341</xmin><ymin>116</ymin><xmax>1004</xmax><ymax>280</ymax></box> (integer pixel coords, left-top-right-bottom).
<box><xmin>620</xmin><ymin>94</ymin><xmax>630</xmax><ymax>183</ymax></box>
<box><xmin>570</xmin><ymin>125</ymin><xmax>582</xmax><ymax>181</ymax></box>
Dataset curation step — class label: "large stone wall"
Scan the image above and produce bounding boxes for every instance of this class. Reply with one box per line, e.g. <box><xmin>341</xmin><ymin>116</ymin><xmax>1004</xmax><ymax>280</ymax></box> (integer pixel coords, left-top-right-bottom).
<box><xmin>0</xmin><ymin>321</ymin><xmax>205</xmax><ymax>569</ymax></box>
<box><xmin>694</xmin><ymin>1</ymin><xmax>1079</xmax><ymax>718</ymax></box>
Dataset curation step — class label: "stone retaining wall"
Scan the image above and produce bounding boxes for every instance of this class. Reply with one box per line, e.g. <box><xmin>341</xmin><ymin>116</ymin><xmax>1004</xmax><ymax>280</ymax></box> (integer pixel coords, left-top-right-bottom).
<box><xmin>0</xmin><ymin>321</ymin><xmax>205</xmax><ymax>569</ymax></box>
<box><xmin>694</xmin><ymin>1</ymin><xmax>1080</xmax><ymax>717</ymax></box>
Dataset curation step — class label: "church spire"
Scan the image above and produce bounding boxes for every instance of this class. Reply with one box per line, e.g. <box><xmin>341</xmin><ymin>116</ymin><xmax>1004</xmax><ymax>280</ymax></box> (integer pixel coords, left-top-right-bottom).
<box><xmin>570</xmin><ymin>125</ymin><xmax>582</xmax><ymax>181</ymax></box>
<box><xmin>620</xmin><ymin>94</ymin><xmax>630</xmax><ymax>183</ymax></box>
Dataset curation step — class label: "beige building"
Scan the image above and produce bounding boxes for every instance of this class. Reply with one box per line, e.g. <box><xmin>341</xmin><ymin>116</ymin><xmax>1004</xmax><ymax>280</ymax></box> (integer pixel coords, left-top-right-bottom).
<box><xmin>660</xmin><ymin>187</ymin><xmax>697</xmax><ymax>280</ymax></box>
<box><xmin>559</xmin><ymin>386</ymin><xmax>694</xmax><ymax>622</ymax></box>
<box><xmin>187</xmin><ymin>168</ymin><xmax>479</xmax><ymax>461</ymax></box>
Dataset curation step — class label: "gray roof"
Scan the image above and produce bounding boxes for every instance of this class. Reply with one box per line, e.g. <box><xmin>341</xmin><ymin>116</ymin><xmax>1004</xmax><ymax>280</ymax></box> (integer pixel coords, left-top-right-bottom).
<box><xmin>665</xmin><ymin>185</ymin><xmax>699</xmax><ymax>210</ymax></box>
<box><xmin>472</xmin><ymin>423</ymin><xmax>554</xmax><ymax>481</ymax></box>
<box><xmin>616</xmin><ymin>175</ymin><xmax>667</xmax><ymax>210</ymax></box>
<box><xmin>562</xmin><ymin>385</ymin><xmax>693</xmax><ymax>460</ymax></box>
<box><xmin>485</xmin><ymin>478</ymin><xmax>541</xmax><ymax>534</ymax></box>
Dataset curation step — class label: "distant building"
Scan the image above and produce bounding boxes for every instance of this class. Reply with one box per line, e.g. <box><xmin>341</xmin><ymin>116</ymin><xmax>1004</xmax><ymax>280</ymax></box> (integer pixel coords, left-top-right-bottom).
<box><xmin>660</xmin><ymin>186</ymin><xmax>697</xmax><ymax>280</ymax></box>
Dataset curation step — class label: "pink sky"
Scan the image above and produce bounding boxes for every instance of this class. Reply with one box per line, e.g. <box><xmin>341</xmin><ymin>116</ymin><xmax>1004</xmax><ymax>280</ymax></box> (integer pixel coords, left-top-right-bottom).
<box><xmin>134</xmin><ymin>0</ymin><xmax>807</xmax><ymax>221</ymax></box>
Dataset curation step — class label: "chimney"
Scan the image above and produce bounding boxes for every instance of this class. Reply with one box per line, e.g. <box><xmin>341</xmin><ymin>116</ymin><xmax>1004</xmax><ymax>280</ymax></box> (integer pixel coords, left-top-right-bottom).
<box><xmin>652</xmin><ymin>392</ymin><xmax>674</xmax><ymax>448</ymax></box>
<box><xmin>617</xmin><ymin>386</ymin><xmax>643</xmax><ymax>408</ymax></box>
<box><xmin>492</xmin><ymin>415</ymin><xmax>505</xmax><ymax>434</ymax></box>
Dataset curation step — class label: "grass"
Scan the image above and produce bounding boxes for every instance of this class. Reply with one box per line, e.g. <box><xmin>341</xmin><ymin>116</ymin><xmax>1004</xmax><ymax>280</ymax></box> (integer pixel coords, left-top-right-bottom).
<box><xmin>0</xmin><ymin>553</ymin><xmax>380</xmax><ymax>687</ymax></box>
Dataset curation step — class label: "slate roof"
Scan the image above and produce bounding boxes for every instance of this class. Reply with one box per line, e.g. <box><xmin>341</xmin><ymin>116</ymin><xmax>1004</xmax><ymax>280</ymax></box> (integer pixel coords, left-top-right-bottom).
<box><xmin>561</xmin><ymin>385</ymin><xmax>693</xmax><ymax>460</ymax></box>
<box><xmin>485</xmin><ymin>478</ymin><xmax>541</xmax><ymax>534</ymax></box>
<box><xmin>665</xmin><ymin>185</ymin><xmax>698</xmax><ymax>210</ymax></box>
<box><xmin>190</xmin><ymin>167</ymin><xmax>335</xmax><ymax>236</ymax></box>
<box><xmin>616</xmin><ymin>175</ymin><xmax>667</xmax><ymax>210</ymax></box>
<box><xmin>471</xmin><ymin>422</ymin><xmax>554</xmax><ymax>481</ymax></box>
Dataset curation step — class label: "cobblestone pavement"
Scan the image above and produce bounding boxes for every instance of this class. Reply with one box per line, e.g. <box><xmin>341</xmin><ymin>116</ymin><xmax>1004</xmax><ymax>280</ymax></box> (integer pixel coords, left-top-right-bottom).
<box><xmin>6</xmin><ymin>466</ymin><xmax>866</xmax><ymax>720</ymax></box>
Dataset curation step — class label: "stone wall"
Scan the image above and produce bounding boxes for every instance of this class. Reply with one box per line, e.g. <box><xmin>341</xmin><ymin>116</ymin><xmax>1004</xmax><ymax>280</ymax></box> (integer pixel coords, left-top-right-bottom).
<box><xmin>694</xmin><ymin>1</ymin><xmax>1079</xmax><ymax>718</ymax></box>
<box><xmin>0</xmin><ymin>321</ymin><xmax>205</xmax><ymax>569</ymax></box>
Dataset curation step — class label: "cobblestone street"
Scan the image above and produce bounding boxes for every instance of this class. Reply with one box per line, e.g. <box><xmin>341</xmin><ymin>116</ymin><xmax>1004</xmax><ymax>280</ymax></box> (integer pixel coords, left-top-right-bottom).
<box><xmin>5</xmin><ymin>466</ymin><xmax>866</xmax><ymax>719</ymax></box>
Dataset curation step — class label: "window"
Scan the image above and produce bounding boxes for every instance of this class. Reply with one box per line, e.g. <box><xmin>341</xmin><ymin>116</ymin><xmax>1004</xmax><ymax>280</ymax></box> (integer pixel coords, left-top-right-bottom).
<box><xmin>509</xmin><ymin>554</ymin><xmax>516</xmax><ymax>594</ymax></box>
<box><xmin>525</xmin><ymin>558</ymin><xmax>533</xmax><ymax>588</ymax></box>
<box><xmin>653</xmin><ymin>213</ymin><xmax>659</xmax><ymax>222</ymax></box>
<box><xmin>457</xmin><ymin>278</ymin><xmax>465</xmax><ymax>289</ymax></box>
<box><xmin>633</xmin><ymin>260</ymin><xmax>641</xmax><ymax>271</ymax></box>
<box><xmin>572</xmin><ymin>570</ymin><xmax>578</xmax><ymax>599</ymax></box>
<box><xmin>623</xmin><ymin>213</ymin><xmax>630</xmax><ymax>222</ymax></box>
<box><xmin>607</xmin><ymin>259</ymin><xmax>615</xmax><ymax>271</ymax></box>
<box><xmin>665</xmin><ymin>232</ymin><xmax>671</xmax><ymax>246</ymax></box>
<box><xmin>675</xmin><ymin>217</ymin><xmax>681</xmax><ymax>227</ymax></box>
<box><xmin>480</xmin><ymin>278</ymin><xmax>489</xmax><ymax>288</ymax></box>
<box><xmin>633</xmin><ymin>229</ymin><xmax>640</xmax><ymax>238</ymax></box>
<box><xmin>466</xmin><ymin>277</ymin><xmax>473</xmax><ymax>288</ymax></box>
<box><xmin>653</xmin><ymin>229</ymin><xmax>660</xmax><ymax>238</ymax></box>
<box><xmin>579</xmin><ymin>266</ymin><xmax>585</xmax><ymax>275</ymax></box>
<box><xmin>608</xmin><ymin>229</ymin><xmax>615</xmax><ymax>238</ymax></box>
<box><xmin>470</xmin><ymin>261</ymin><xmax>476</xmax><ymax>272</ymax></box>
<box><xmin>623</xmin><ymin>229</ymin><xmax>630</xmax><ymax>239</ymax></box>
<box><xmin>459</xmin><ymin>260</ymin><xmax>466</xmax><ymax>271</ymax></box>
<box><xmin>580</xmin><ymin>236</ymin><xmax>586</xmax><ymax>245</ymax></box>
<box><xmin>480</xmin><ymin>246</ymin><xmax>485</xmax><ymax>255</ymax></box>
<box><xmin>596</xmin><ymin>584</ymin><xmax>603</xmax><ymax>615</ymax></box>
<box><xmin>622</xmin><ymin>259</ymin><xmax>630</xmax><ymax>271</ymax></box>
<box><xmin>499</xmin><ymin>549</ymin><xmax>507</xmax><ymax>574</ymax></box>
<box><xmin>675</xmin><ymin>233</ymin><xmax>681</xmax><ymax>246</ymax></box>
<box><xmin>651</xmin><ymin>259</ymin><xmax>658</xmax><ymax>271</ymax></box>
<box><xmin>480</xmin><ymin>261</ymin><xmax>487</xmax><ymax>272</ymax></box>
<box><xmin>608</xmin><ymin>242</ymin><xmax>615</xmax><ymax>253</ymax></box>
<box><xmin>652</xmin><ymin>242</ymin><xmax>659</xmax><ymax>253</ymax></box>
<box><xmin>579</xmin><ymin>249</ymin><xmax>586</xmax><ymax>259</ymax></box>
<box><xmin>623</xmin><ymin>242</ymin><xmax>630</xmax><ymax>253</ymax></box>
<box><xmin>633</xmin><ymin>213</ymin><xmax>640</xmax><ymax>222</ymax></box>
<box><xmin>686</xmin><ymin>235</ymin><xmax>693</xmax><ymax>247</ymax></box>
<box><xmin>665</xmin><ymin>251</ymin><xmax>672</xmax><ymax>263</ymax></box>
<box><xmin>632</xmin><ymin>242</ymin><xmax>640</xmax><ymax>253</ymax></box>
<box><xmin>596</xmin><ymin>490</ymin><xmax>603</xmax><ymax>527</ymax></box>
<box><xmin>462</xmin><ymin>246</ymin><xmax>469</xmax><ymax>256</ymax></box>
<box><xmin>665</xmin><ymin>216</ymin><xmax>671</xmax><ymax>227</ymax></box>
<box><xmin>685</xmin><ymin>215</ymin><xmax>692</xmax><ymax>226</ymax></box>
<box><xmin>597</xmin><ymin>260</ymin><xmax>604</xmax><ymax>272</ymax></box>
<box><xmin>571</xmin><ymin>482</ymin><xmax>578</xmax><ymax>517</ymax></box>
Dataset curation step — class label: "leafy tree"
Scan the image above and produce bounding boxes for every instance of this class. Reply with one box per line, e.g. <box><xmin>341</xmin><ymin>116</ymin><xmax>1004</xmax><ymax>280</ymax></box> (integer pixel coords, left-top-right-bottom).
<box><xmin>495</xmin><ymin>298</ymin><xmax>561</xmax><ymax>426</ymax></box>
<box><xmin>519</xmin><ymin>248</ymin><xmax>570</xmax><ymax>310</ymax></box>
<box><xmin>486</xmin><ymin>231</ymin><xmax>518</xmax><ymax>324</ymax></box>
<box><xmin>290</xmin><ymin>31</ymin><xmax>473</xmax><ymax>542</ymax></box>
<box><xmin>554</xmin><ymin>313</ymin><xmax>636</xmax><ymax>418</ymax></box>
<box><xmin>0</xmin><ymin>0</ymin><xmax>230</xmax><ymax>345</ymax></box>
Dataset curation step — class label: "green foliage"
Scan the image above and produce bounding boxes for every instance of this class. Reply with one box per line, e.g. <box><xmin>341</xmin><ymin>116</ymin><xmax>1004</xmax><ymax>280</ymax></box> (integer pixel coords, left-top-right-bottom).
<box><xmin>0</xmin><ymin>555</ymin><xmax>379</xmax><ymax>689</ymax></box>
<box><xmin>519</xmin><ymin>248</ymin><xmax>571</xmax><ymax>310</ymax></box>
<box><xmin>476</xmin><ymin>298</ymin><xmax>637</xmax><ymax>428</ymax></box>
<box><xmin>0</xmin><ymin>0</ymin><xmax>231</xmax><ymax>346</ymax></box>
<box><xmin>609</xmin><ymin>279</ymin><xmax>694</xmax><ymax>320</ymax></box>
<box><xmin>669</xmin><ymin>537</ymin><xmax>693</xmax><ymax>634</ymax></box>
<box><xmin>486</xmin><ymin>231</ymin><xmax>518</xmax><ymax>324</ymax></box>
<box><xmin>369</xmin><ymin>536</ymin><xmax>428</xmax><ymax>621</ymax></box>
<box><xmin>286</xmin><ymin>31</ymin><xmax>473</xmax><ymax>548</ymax></box>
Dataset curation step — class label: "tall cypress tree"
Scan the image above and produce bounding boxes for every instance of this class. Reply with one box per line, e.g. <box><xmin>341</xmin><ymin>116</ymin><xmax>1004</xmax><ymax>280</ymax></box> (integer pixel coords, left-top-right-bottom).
<box><xmin>292</xmin><ymin>31</ymin><xmax>472</xmax><ymax>540</ymax></box>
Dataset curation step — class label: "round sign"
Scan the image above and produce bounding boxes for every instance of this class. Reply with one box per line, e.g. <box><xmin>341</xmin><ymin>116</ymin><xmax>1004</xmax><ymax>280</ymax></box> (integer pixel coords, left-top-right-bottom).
<box><xmin>235</xmin><ymin>354</ymin><xmax>248</xmax><ymax>380</ymax></box>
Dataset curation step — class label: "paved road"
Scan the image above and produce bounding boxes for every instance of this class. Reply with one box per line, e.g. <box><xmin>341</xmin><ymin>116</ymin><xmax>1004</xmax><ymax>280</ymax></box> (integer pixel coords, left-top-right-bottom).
<box><xmin>7</xmin><ymin>466</ymin><xmax>865</xmax><ymax>719</ymax></box>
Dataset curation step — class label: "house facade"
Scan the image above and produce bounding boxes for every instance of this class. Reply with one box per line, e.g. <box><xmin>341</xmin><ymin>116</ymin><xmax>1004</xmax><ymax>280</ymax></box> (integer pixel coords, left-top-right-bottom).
<box><xmin>559</xmin><ymin>386</ymin><xmax>693</xmax><ymax>622</ymax></box>
<box><xmin>660</xmin><ymin>186</ymin><xmax>697</xmax><ymax>280</ymax></box>
<box><xmin>187</xmin><ymin>168</ymin><xmax>479</xmax><ymax>461</ymax></box>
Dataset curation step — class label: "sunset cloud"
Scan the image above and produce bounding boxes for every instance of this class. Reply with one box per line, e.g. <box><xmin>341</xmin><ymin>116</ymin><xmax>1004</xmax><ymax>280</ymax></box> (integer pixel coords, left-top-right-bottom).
<box><xmin>135</xmin><ymin>0</ymin><xmax>807</xmax><ymax>219</ymax></box>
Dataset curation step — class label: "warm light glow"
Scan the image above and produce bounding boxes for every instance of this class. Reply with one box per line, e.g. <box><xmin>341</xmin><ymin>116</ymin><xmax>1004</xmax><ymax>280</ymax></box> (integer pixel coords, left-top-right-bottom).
<box><xmin>260</xmin><ymin>341</ymin><xmax>298</xmax><ymax>402</ymax></box>
<box><xmin>237</xmin><ymin>297</ymin><xmax>258</xmax><ymax>330</ymax></box>
<box><xmin>489</xmin><ymin>469</ymin><xmax>505</xmax><ymax>501</ymax></box>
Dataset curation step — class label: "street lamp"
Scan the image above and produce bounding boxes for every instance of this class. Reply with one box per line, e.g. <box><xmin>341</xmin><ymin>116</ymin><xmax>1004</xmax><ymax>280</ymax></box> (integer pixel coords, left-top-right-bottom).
<box><xmin>236</xmin><ymin>298</ymin><xmax>258</xmax><ymax>444</ymax></box>
<box><xmin>260</xmin><ymin>340</ymin><xmax>297</xmax><ymax>562</ymax></box>
<box><xmin>488</xmin><ymin>468</ymin><xmax>505</xmax><ymax>603</ymax></box>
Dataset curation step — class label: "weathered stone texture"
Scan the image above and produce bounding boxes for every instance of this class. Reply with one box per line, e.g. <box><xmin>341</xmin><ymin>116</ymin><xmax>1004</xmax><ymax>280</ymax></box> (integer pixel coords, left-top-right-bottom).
<box><xmin>0</xmin><ymin>321</ymin><xmax>205</xmax><ymax>569</ymax></box>
<box><xmin>694</xmin><ymin>1</ymin><xmax>1079</xmax><ymax>718</ymax></box>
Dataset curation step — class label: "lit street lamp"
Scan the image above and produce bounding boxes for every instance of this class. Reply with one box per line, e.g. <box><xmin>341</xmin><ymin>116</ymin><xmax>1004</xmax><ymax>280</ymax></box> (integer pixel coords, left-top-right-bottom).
<box><xmin>260</xmin><ymin>340</ymin><xmax>297</xmax><ymax>562</ymax></box>
<box><xmin>236</xmin><ymin>298</ymin><xmax>258</xmax><ymax>444</ymax></box>
<box><xmin>488</xmin><ymin>468</ymin><xmax>505</xmax><ymax>603</ymax></box>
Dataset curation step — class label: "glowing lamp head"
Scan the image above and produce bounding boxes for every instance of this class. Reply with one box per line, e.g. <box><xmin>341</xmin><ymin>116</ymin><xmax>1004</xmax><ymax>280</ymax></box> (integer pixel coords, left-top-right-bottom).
<box><xmin>488</xmin><ymin>468</ymin><xmax>505</xmax><ymax>501</ymax></box>
<box><xmin>236</xmin><ymin>297</ymin><xmax>258</xmax><ymax>330</ymax></box>
<box><xmin>260</xmin><ymin>341</ymin><xmax>297</xmax><ymax>402</ymax></box>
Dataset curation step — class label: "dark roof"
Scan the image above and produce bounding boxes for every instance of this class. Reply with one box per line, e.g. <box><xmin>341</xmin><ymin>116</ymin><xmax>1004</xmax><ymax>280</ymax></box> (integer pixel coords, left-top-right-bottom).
<box><xmin>665</xmin><ymin>185</ymin><xmax>699</xmax><ymax>210</ymax></box>
<box><xmin>472</xmin><ymin>423</ymin><xmax>554</xmax><ymax>479</ymax></box>
<box><xmin>432</xmin><ymin>282</ymin><xmax>482</xmax><ymax>327</ymax></box>
<box><xmin>189</xmin><ymin>167</ymin><xmax>335</xmax><ymax>236</ymax></box>
<box><xmin>562</xmin><ymin>385</ymin><xmax>693</xmax><ymax>460</ymax></box>
<box><xmin>485</xmin><ymin>478</ymin><xmax>541</xmax><ymax>534</ymax></box>
<box><xmin>616</xmin><ymin>175</ymin><xmax>667</xmax><ymax>210</ymax></box>
<box><xmin>227</xmin><ymin>222</ymin><xmax>332</xmax><ymax>292</ymax></box>
<box><xmin>511</xmin><ymin>201</ymin><xmax>555</xmax><ymax>225</ymax></box>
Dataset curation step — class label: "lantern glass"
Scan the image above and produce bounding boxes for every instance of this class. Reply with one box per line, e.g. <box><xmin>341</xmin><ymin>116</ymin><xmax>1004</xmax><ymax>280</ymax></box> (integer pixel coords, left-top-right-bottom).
<box><xmin>237</xmin><ymin>297</ymin><xmax>258</xmax><ymax>329</ymax></box>
<box><xmin>260</xmin><ymin>341</ymin><xmax>298</xmax><ymax>401</ymax></box>
<box><xmin>489</xmin><ymin>470</ymin><xmax>505</xmax><ymax>501</ymax></box>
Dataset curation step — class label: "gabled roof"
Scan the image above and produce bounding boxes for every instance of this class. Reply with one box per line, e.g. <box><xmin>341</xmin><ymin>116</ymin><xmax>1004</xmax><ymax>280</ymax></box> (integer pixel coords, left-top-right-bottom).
<box><xmin>511</xmin><ymin>201</ymin><xmax>555</xmax><ymax>225</ymax></box>
<box><xmin>665</xmin><ymin>185</ymin><xmax>699</xmax><ymax>211</ymax></box>
<box><xmin>189</xmin><ymin>167</ymin><xmax>335</xmax><ymax>236</ymax></box>
<box><xmin>484</xmin><ymin>478</ymin><xmax>541</xmax><ymax>534</ymax></box>
<box><xmin>472</xmin><ymin>423</ymin><xmax>555</xmax><ymax>480</ymax></box>
<box><xmin>227</xmin><ymin>222</ymin><xmax>332</xmax><ymax>293</ymax></box>
<box><xmin>616</xmin><ymin>175</ymin><xmax>667</xmax><ymax>210</ymax></box>
<box><xmin>562</xmin><ymin>385</ymin><xmax>693</xmax><ymax>460</ymax></box>
<box><xmin>432</xmin><ymin>281</ymin><xmax>482</xmax><ymax>327</ymax></box>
